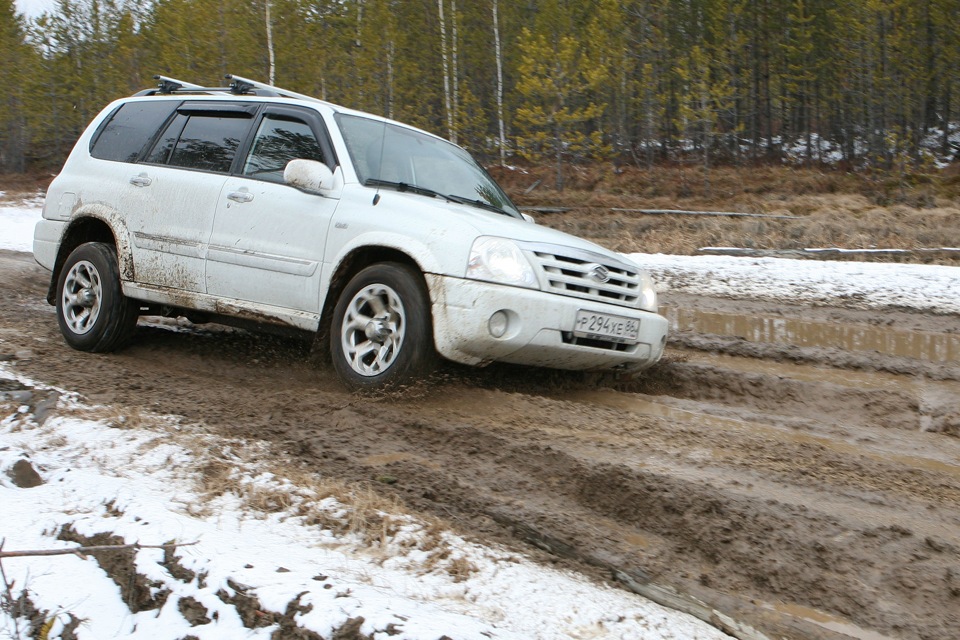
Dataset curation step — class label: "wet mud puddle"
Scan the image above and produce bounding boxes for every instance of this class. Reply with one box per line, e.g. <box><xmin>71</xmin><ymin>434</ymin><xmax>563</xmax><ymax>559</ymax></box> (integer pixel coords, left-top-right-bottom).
<box><xmin>760</xmin><ymin>602</ymin><xmax>899</xmax><ymax>640</ymax></box>
<box><xmin>663</xmin><ymin>305</ymin><xmax>959</xmax><ymax>362</ymax></box>
<box><xmin>565</xmin><ymin>382</ymin><xmax>960</xmax><ymax>483</ymax></box>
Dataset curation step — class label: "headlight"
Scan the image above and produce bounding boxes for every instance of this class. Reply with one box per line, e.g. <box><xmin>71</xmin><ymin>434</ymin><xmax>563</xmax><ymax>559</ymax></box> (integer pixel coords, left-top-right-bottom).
<box><xmin>639</xmin><ymin>271</ymin><xmax>658</xmax><ymax>311</ymax></box>
<box><xmin>466</xmin><ymin>237</ymin><xmax>539</xmax><ymax>289</ymax></box>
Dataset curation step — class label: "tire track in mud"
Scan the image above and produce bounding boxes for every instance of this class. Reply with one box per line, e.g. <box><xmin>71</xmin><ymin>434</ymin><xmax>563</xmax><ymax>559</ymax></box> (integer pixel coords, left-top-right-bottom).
<box><xmin>2</xmin><ymin>250</ymin><xmax>959</xmax><ymax>639</ymax></box>
<box><xmin>281</xmin><ymin>389</ymin><xmax>960</xmax><ymax>640</ymax></box>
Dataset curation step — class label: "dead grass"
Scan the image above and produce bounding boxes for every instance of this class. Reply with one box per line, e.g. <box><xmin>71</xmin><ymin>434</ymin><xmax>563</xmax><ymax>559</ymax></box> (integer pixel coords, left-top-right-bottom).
<box><xmin>184</xmin><ymin>439</ymin><xmax>480</xmax><ymax>580</ymax></box>
<box><xmin>0</xmin><ymin>175</ymin><xmax>53</xmax><ymax>207</ymax></box>
<box><xmin>57</xmin><ymin>404</ymin><xmax>152</xmax><ymax>430</ymax></box>
<box><xmin>423</xmin><ymin>547</ymin><xmax>478</xmax><ymax>583</ymax></box>
<box><xmin>6</xmin><ymin>164</ymin><xmax>958</xmax><ymax>261</ymax></box>
<box><xmin>493</xmin><ymin>164</ymin><xmax>960</xmax><ymax>262</ymax></box>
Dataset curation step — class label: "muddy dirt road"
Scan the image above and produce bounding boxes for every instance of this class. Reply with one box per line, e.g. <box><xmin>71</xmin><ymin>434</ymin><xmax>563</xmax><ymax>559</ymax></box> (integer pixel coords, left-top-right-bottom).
<box><xmin>2</xmin><ymin>248</ymin><xmax>958</xmax><ymax>640</ymax></box>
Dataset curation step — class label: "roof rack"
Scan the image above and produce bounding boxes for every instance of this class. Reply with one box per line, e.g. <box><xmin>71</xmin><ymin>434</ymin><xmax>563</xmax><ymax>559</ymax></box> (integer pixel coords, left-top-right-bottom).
<box><xmin>153</xmin><ymin>75</ymin><xmax>206</xmax><ymax>93</ymax></box>
<box><xmin>133</xmin><ymin>74</ymin><xmax>329</xmax><ymax>106</ymax></box>
<box><xmin>130</xmin><ymin>75</ymin><xmax>227</xmax><ymax>97</ymax></box>
<box><xmin>225</xmin><ymin>74</ymin><xmax>325</xmax><ymax>104</ymax></box>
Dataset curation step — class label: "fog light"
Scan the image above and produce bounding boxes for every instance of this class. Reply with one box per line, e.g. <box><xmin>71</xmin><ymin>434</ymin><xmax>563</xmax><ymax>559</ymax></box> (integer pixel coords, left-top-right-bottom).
<box><xmin>488</xmin><ymin>310</ymin><xmax>509</xmax><ymax>338</ymax></box>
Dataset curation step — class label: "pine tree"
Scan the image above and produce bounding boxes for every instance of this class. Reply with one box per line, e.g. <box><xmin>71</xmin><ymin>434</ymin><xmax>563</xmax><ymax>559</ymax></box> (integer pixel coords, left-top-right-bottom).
<box><xmin>0</xmin><ymin>0</ymin><xmax>30</xmax><ymax>172</ymax></box>
<box><xmin>514</xmin><ymin>27</ymin><xmax>605</xmax><ymax>190</ymax></box>
<box><xmin>781</xmin><ymin>0</ymin><xmax>818</xmax><ymax>163</ymax></box>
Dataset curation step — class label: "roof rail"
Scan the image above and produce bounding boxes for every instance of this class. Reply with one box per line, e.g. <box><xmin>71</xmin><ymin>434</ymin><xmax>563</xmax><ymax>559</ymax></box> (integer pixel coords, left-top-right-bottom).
<box><xmin>225</xmin><ymin>74</ymin><xmax>326</xmax><ymax>104</ymax></box>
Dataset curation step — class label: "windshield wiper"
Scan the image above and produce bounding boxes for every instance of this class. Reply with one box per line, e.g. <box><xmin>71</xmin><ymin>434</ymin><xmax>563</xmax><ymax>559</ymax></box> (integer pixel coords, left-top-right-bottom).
<box><xmin>364</xmin><ymin>178</ymin><xmax>518</xmax><ymax>218</ymax></box>
<box><xmin>441</xmin><ymin>193</ymin><xmax>516</xmax><ymax>217</ymax></box>
<box><xmin>364</xmin><ymin>179</ymin><xmax>451</xmax><ymax>201</ymax></box>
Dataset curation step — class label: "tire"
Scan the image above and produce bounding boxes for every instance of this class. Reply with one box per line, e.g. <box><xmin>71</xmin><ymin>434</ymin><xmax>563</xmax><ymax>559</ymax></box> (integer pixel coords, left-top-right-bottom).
<box><xmin>56</xmin><ymin>242</ymin><xmax>138</xmax><ymax>352</ymax></box>
<box><xmin>330</xmin><ymin>262</ymin><xmax>436</xmax><ymax>390</ymax></box>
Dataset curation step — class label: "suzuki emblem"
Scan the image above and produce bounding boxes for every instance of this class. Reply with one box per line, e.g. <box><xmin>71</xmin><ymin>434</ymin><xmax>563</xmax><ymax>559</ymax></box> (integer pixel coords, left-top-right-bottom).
<box><xmin>586</xmin><ymin>264</ymin><xmax>610</xmax><ymax>284</ymax></box>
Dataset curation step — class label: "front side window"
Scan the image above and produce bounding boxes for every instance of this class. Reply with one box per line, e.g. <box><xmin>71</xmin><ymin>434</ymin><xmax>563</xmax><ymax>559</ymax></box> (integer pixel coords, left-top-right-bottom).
<box><xmin>243</xmin><ymin>114</ymin><xmax>325</xmax><ymax>183</ymax></box>
<box><xmin>90</xmin><ymin>100</ymin><xmax>178</xmax><ymax>163</ymax></box>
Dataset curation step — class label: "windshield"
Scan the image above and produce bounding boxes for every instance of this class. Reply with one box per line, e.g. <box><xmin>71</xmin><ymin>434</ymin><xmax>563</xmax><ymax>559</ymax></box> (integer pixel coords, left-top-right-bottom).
<box><xmin>337</xmin><ymin>114</ymin><xmax>521</xmax><ymax>218</ymax></box>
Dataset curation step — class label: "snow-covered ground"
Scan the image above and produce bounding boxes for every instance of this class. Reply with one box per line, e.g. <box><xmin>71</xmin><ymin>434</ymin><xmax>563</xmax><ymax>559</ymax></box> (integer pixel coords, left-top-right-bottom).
<box><xmin>0</xmin><ymin>197</ymin><xmax>44</xmax><ymax>252</ymax></box>
<box><xmin>2</xmin><ymin>200</ymin><xmax>959</xmax><ymax>639</ymax></box>
<box><xmin>630</xmin><ymin>252</ymin><xmax>960</xmax><ymax>315</ymax></box>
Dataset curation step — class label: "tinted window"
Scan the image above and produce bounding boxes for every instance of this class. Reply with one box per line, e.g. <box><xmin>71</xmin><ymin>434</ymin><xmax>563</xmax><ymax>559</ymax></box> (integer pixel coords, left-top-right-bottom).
<box><xmin>145</xmin><ymin>113</ymin><xmax>188</xmax><ymax>165</ymax></box>
<box><xmin>167</xmin><ymin>114</ymin><xmax>251</xmax><ymax>173</ymax></box>
<box><xmin>242</xmin><ymin>114</ymin><xmax>325</xmax><ymax>183</ymax></box>
<box><xmin>89</xmin><ymin>101</ymin><xmax>178</xmax><ymax>163</ymax></box>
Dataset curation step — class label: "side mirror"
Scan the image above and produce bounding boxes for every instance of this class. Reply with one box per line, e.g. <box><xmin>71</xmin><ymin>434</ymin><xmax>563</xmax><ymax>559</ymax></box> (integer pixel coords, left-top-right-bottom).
<box><xmin>521</xmin><ymin>212</ymin><xmax>536</xmax><ymax>224</ymax></box>
<box><xmin>284</xmin><ymin>159</ymin><xmax>335</xmax><ymax>194</ymax></box>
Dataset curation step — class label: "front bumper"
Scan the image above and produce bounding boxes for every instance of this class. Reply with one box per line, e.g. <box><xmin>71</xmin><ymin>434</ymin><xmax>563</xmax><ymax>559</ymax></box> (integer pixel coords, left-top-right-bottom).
<box><xmin>426</xmin><ymin>274</ymin><xmax>667</xmax><ymax>373</ymax></box>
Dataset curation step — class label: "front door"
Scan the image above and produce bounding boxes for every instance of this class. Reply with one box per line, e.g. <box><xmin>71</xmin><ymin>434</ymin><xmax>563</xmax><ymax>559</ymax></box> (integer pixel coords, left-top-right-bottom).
<box><xmin>205</xmin><ymin>108</ymin><xmax>340</xmax><ymax>314</ymax></box>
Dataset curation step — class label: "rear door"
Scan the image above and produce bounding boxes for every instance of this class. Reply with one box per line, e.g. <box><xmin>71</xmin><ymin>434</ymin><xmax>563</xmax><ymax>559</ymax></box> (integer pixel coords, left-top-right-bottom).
<box><xmin>205</xmin><ymin>106</ymin><xmax>340</xmax><ymax>313</ymax></box>
<box><xmin>129</xmin><ymin>102</ymin><xmax>258</xmax><ymax>293</ymax></box>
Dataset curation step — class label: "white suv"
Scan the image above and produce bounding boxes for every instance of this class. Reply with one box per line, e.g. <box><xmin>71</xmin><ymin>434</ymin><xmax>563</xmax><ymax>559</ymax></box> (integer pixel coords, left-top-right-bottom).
<box><xmin>34</xmin><ymin>75</ymin><xmax>667</xmax><ymax>389</ymax></box>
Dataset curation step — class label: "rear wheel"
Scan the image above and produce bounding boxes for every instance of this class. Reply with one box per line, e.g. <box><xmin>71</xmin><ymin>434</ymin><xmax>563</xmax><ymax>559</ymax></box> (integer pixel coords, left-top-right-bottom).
<box><xmin>330</xmin><ymin>263</ymin><xmax>435</xmax><ymax>390</ymax></box>
<box><xmin>56</xmin><ymin>242</ymin><xmax>138</xmax><ymax>352</ymax></box>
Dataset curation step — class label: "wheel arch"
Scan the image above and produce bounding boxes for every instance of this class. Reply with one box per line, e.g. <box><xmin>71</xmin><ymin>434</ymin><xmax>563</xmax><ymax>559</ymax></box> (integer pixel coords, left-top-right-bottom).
<box><xmin>47</xmin><ymin>215</ymin><xmax>127</xmax><ymax>305</ymax></box>
<box><xmin>315</xmin><ymin>245</ymin><xmax>429</xmax><ymax>363</ymax></box>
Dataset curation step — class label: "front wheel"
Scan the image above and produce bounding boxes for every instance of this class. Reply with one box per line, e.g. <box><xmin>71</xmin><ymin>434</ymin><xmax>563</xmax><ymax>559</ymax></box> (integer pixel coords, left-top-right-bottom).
<box><xmin>330</xmin><ymin>263</ymin><xmax>436</xmax><ymax>390</ymax></box>
<box><xmin>56</xmin><ymin>242</ymin><xmax>138</xmax><ymax>352</ymax></box>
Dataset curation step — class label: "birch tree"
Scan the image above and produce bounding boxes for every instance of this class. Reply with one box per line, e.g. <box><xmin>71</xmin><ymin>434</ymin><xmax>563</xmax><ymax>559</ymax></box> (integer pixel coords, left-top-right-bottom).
<box><xmin>264</xmin><ymin>0</ymin><xmax>275</xmax><ymax>84</ymax></box>
<box><xmin>492</xmin><ymin>0</ymin><xmax>506</xmax><ymax>164</ymax></box>
<box><xmin>437</xmin><ymin>0</ymin><xmax>454</xmax><ymax>142</ymax></box>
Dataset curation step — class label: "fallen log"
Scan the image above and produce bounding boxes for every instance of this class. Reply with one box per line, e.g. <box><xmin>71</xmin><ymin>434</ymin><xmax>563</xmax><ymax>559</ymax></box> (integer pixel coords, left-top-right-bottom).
<box><xmin>520</xmin><ymin>206</ymin><xmax>572</xmax><ymax>214</ymax></box>
<box><xmin>698</xmin><ymin>247</ymin><xmax>960</xmax><ymax>259</ymax></box>
<box><xmin>0</xmin><ymin>540</ymin><xmax>198</xmax><ymax>559</ymax></box>
<box><xmin>613</xmin><ymin>208</ymin><xmax>800</xmax><ymax>220</ymax></box>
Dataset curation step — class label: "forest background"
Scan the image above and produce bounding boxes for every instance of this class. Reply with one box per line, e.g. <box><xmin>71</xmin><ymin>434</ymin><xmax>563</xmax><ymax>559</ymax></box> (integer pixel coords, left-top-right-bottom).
<box><xmin>1</xmin><ymin>0</ymin><xmax>959</xmax><ymax>190</ymax></box>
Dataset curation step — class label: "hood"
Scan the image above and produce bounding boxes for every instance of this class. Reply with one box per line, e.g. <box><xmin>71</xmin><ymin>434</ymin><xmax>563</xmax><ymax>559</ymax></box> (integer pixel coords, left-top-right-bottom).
<box><xmin>450</xmin><ymin>202</ymin><xmax>638</xmax><ymax>268</ymax></box>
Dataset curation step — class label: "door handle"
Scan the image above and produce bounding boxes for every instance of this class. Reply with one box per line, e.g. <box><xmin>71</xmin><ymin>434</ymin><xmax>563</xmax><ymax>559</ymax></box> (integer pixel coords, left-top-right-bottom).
<box><xmin>129</xmin><ymin>174</ymin><xmax>152</xmax><ymax>187</ymax></box>
<box><xmin>227</xmin><ymin>191</ymin><xmax>254</xmax><ymax>203</ymax></box>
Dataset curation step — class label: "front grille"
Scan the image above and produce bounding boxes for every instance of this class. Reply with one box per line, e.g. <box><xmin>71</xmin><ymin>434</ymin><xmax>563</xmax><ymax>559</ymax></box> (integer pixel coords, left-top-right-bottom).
<box><xmin>528</xmin><ymin>246</ymin><xmax>641</xmax><ymax>309</ymax></box>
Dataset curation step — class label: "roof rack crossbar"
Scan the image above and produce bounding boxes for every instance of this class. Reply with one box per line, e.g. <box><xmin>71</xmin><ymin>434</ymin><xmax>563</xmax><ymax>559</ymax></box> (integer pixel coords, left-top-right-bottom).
<box><xmin>225</xmin><ymin>74</ymin><xmax>325</xmax><ymax>104</ymax></box>
<box><xmin>153</xmin><ymin>75</ymin><xmax>206</xmax><ymax>94</ymax></box>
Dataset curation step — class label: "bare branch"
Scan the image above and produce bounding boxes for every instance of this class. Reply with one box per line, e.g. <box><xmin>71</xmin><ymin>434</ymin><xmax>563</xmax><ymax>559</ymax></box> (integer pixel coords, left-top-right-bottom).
<box><xmin>0</xmin><ymin>541</ymin><xmax>198</xmax><ymax>559</ymax></box>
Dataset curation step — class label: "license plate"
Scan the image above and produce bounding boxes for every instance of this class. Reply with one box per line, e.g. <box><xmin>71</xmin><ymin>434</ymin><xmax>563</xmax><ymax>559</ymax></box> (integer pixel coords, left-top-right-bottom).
<box><xmin>573</xmin><ymin>310</ymin><xmax>640</xmax><ymax>344</ymax></box>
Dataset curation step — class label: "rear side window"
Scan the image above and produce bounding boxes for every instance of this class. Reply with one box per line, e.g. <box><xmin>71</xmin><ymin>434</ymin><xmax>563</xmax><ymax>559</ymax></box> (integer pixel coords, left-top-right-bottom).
<box><xmin>170</xmin><ymin>115</ymin><xmax>251</xmax><ymax>172</ymax></box>
<box><xmin>89</xmin><ymin>101</ymin><xmax>178</xmax><ymax>163</ymax></box>
<box><xmin>144</xmin><ymin>113</ymin><xmax>187</xmax><ymax>165</ymax></box>
<box><xmin>148</xmin><ymin>113</ymin><xmax>252</xmax><ymax>173</ymax></box>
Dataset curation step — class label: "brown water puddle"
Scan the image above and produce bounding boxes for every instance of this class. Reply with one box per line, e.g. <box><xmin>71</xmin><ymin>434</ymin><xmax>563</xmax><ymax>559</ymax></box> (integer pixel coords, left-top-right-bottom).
<box><xmin>678</xmin><ymin>350</ymin><xmax>960</xmax><ymax>397</ymax></box>
<box><xmin>563</xmin><ymin>389</ymin><xmax>960</xmax><ymax>481</ymax></box>
<box><xmin>663</xmin><ymin>306</ymin><xmax>959</xmax><ymax>362</ymax></box>
<box><xmin>760</xmin><ymin>602</ymin><xmax>899</xmax><ymax>640</ymax></box>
